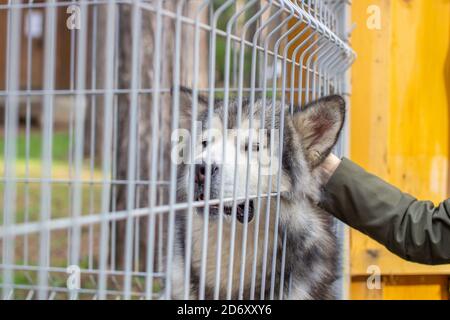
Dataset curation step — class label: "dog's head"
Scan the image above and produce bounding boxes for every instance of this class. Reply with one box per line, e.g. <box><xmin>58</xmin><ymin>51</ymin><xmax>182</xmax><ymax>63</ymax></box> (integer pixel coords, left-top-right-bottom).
<box><xmin>174</xmin><ymin>87</ymin><xmax>345</xmax><ymax>223</ymax></box>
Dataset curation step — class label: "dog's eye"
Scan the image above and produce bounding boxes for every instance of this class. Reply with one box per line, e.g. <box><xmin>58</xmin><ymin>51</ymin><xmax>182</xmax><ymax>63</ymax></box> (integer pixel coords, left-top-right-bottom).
<box><xmin>245</xmin><ymin>143</ymin><xmax>259</xmax><ymax>152</ymax></box>
<box><xmin>202</xmin><ymin>140</ymin><xmax>208</xmax><ymax>148</ymax></box>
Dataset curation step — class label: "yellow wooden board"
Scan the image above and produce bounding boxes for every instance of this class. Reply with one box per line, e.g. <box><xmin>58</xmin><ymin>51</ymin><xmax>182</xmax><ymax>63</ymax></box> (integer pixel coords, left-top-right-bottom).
<box><xmin>383</xmin><ymin>275</ymin><xmax>449</xmax><ymax>300</ymax></box>
<box><xmin>350</xmin><ymin>0</ymin><xmax>450</xmax><ymax>299</ymax></box>
<box><xmin>351</xmin><ymin>229</ymin><xmax>450</xmax><ymax>276</ymax></box>
<box><xmin>388</xmin><ymin>0</ymin><xmax>450</xmax><ymax>202</ymax></box>
<box><xmin>351</xmin><ymin>275</ymin><xmax>449</xmax><ymax>300</ymax></box>
<box><xmin>351</xmin><ymin>276</ymin><xmax>383</xmax><ymax>300</ymax></box>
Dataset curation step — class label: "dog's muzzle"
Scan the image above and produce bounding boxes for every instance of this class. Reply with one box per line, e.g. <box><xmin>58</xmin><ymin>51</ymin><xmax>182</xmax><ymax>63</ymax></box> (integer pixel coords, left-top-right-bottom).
<box><xmin>194</xmin><ymin>162</ymin><xmax>255</xmax><ymax>223</ymax></box>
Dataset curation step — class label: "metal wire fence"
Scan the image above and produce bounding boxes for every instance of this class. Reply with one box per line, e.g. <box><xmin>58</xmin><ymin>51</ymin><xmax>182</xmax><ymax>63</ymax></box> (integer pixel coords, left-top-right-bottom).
<box><xmin>0</xmin><ymin>0</ymin><xmax>355</xmax><ymax>300</ymax></box>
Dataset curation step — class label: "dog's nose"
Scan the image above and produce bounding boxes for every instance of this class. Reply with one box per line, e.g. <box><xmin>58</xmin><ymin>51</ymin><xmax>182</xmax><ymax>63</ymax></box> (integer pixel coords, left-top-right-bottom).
<box><xmin>195</xmin><ymin>162</ymin><xmax>218</xmax><ymax>184</ymax></box>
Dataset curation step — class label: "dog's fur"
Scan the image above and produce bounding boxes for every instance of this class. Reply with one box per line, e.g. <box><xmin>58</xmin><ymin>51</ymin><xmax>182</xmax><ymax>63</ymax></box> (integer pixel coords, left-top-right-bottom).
<box><xmin>172</xmin><ymin>88</ymin><xmax>345</xmax><ymax>300</ymax></box>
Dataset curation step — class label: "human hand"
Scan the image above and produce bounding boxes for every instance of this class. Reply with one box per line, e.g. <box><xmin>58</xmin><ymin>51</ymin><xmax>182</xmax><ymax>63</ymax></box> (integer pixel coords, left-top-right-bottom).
<box><xmin>319</xmin><ymin>153</ymin><xmax>341</xmax><ymax>184</ymax></box>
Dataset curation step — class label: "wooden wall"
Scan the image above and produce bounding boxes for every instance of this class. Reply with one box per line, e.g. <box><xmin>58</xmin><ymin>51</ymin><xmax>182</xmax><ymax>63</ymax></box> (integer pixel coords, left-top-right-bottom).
<box><xmin>0</xmin><ymin>0</ymin><xmax>72</xmax><ymax>92</ymax></box>
<box><xmin>350</xmin><ymin>0</ymin><xmax>450</xmax><ymax>300</ymax></box>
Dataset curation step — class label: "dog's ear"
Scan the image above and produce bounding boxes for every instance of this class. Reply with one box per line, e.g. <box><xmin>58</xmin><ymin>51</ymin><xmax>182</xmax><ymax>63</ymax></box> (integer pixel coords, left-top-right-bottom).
<box><xmin>293</xmin><ymin>95</ymin><xmax>345</xmax><ymax>168</ymax></box>
<box><xmin>172</xmin><ymin>86</ymin><xmax>208</xmax><ymax>128</ymax></box>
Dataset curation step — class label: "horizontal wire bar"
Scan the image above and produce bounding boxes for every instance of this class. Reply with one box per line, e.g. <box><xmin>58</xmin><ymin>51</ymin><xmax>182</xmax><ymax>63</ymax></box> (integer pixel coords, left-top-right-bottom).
<box><xmin>0</xmin><ymin>0</ymin><xmax>345</xmax><ymax>34</ymax></box>
<box><xmin>0</xmin><ymin>283</ymin><xmax>151</xmax><ymax>299</ymax></box>
<box><xmin>0</xmin><ymin>87</ymin><xmax>330</xmax><ymax>97</ymax></box>
<box><xmin>0</xmin><ymin>193</ymin><xmax>279</xmax><ymax>238</ymax></box>
<box><xmin>0</xmin><ymin>177</ymin><xmax>170</xmax><ymax>185</ymax></box>
<box><xmin>0</xmin><ymin>264</ymin><xmax>165</xmax><ymax>278</ymax></box>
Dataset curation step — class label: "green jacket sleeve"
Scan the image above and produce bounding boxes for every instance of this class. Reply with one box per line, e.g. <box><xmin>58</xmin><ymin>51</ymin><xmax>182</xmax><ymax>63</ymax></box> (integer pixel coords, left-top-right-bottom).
<box><xmin>321</xmin><ymin>158</ymin><xmax>450</xmax><ymax>265</ymax></box>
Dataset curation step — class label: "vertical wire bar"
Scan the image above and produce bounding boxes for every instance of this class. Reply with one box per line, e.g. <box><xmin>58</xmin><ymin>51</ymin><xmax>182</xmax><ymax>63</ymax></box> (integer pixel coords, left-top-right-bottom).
<box><xmin>224</xmin><ymin>2</ymin><xmax>257</xmax><ymax>299</ymax></box>
<box><xmin>133</xmin><ymin>209</ymin><xmax>140</xmax><ymax>277</ymax></box>
<box><xmin>134</xmin><ymin>156</ymin><xmax>140</xmax><ymax>277</ymax></box>
<box><xmin>157</xmin><ymin>212</ymin><xmax>163</xmax><ymax>278</ymax></box>
<box><xmin>131</xmin><ymin>21</ymin><xmax>147</xmax><ymax>300</ymax></box>
<box><xmin>324</xmin><ymin>54</ymin><xmax>343</xmax><ymax>94</ymax></box>
<box><xmin>262</xmin><ymin>9</ymin><xmax>296</xmax><ymax>300</ymax></box>
<box><xmin>145</xmin><ymin>0</ymin><xmax>163</xmax><ymax>300</ymax></box>
<box><xmin>124</xmin><ymin>0</ymin><xmax>142</xmax><ymax>300</ymax></box>
<box><xmin>297</xmin><ymin>34</ymin><xmax>319</xmax><ymax>106</ymax></box>
<box><xmin>277</xmin><ymin>18</ymin><xmax>305</xmax><ymax>300</ymax></box>
<box><xmin>326</xmin><ymin>52</ymin><xmax>343</xmax><ymax>94</ymax></box>
<box><xmin>286</xmin><ymin>19</ymin><xmax>305</xmax><ymax>306</ymax></box>
<box><xmin>289</xmin><ymin>30</ymin><xmax>311</xmax><ymax>111</ymax></box>
<box><xmin>183</xmin><ymin>1</ymin><xmax>207</xmax><ymax>299</ymax></box>
<box><xmin>312</xmin><ymin>43</ymin><xmax>334</xmax><ymax>100</ymax></box>
<box><xmin>337</xmin><ymin>1</ymin><xmax>352</xmax><ymax>299</ymax></box>
<box><xmin>258</xmin><ymin>9</ymin><xmax>291</xmax><ymax>299</ymax></box>
<box><xmin>163</xmin><ymin>0</ymin><xmax>185</xmax><ymax>300</ymax></box>
<box><xmin>273</xmin><ymin>20</ymin><xmax>305</xmax><ymax>299</ymax></box>
<box><xmin>209</xmin><ymin>5</ymin><xmax>221</xmax><ymax>300</ymax></box>
<box><xmin>69</xmin><ymin>1</ymin><xmax>88</xmax><ymax>300</ymax></box>
<box><xmin>318</xmin><ymin>47</ymin><xmax>339</xmax><ymax>97</ymax></box>
<box><xmin>219</xmin><ymin>8</ymin><xmax>240</xmax><ymax>300</ymax></box>
<box><xmin>278</xmin><ymin>227</ymin><xmax>287</xmax><ymax>299</ymax></box>
<box><xmin>268</xmin><ymin>21</ymin><xmax>297</xmax><ymax>300</ymax></box>
<box><xmin>181</xmin><ymin>1</ymin><xmax>211</xmax><ymax>300</ymax></box>
<box><xmin>98</xmin><ymin>1</ymin><xmax>116</xmax><ymax>299</ymax></box>
<box><xmin>2</xmin><ymin>3</ymin><xmax>21</xmax><ymax>300</ymax></box>
<box><xmin>200</xmin><ymin>0</ymin><xmax>230</xmax><ymax>299</ymax></box>
<box><xmin>66</xmin><ymin>0</ymin><xmax>77</xmax><ymax>266</ymax></box>
<box><xmin>248</xmin><ymin>4</ymin><xmax>286</xmax><ymax>300</ymax></box>
<box><xmin>38</xmin><ymin>0</ymin><xmax>57</xmax><ymax>300</ymax></box>
<box><xmin>304</xmin><ymin>39</ymin><xmax>325</xmax><ymax>103</ymax></box>
<box><xmin>134</xmin><ymin>6</ymin><xmax>147</xmax><ymax>276</ymax></box>
<box><xmin>235</xmin><ymin>0</ymin><xmax>266</xmax><ymax>299</ymax></box>
<box><xmin>88</xmin><ymin>3</ymin><xmax>99</xmax><ymax>273</ymax></box>
<box><xmin>209</xmin><ymin>0</ymin><xmax>236</xmax><ymax>300</ymax></box>
<box><xmin>23</xmin><ymin>0</ymin><xmax>35</xmax><ymax>269</ymax></box>
<box><xmin>110</xmin><ymin>5</ymin><xmax>121</xmax><ymax>274</ymax></box>
<box><xmin>231</xmin><ymin>1</ymin><xmax>239</xmax><ymax>88</ymax></box>
<box><xmin>66</xmin><ymin>0</ymin><xmax>76</xmax><ymax>268</ymax></box>
<box><xmin>69</xmin><ymin>0</ymin><xmax>76</xmax><ymax>91</ymax></box>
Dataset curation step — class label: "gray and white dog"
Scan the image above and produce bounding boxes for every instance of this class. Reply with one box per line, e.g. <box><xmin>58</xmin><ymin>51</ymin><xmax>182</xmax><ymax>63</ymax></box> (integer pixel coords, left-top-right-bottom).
<box><xmin>172</xmin><ymin>87</ymin><xmax>345</xmax><ymax>300</ymax></box>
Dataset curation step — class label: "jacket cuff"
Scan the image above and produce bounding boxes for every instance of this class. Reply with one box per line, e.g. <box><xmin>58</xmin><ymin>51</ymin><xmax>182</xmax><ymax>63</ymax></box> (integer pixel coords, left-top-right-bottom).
<box><xmin>321</xmin><ymin>157</ymin><xmax>363</xmax><ymax>223</ymax></box>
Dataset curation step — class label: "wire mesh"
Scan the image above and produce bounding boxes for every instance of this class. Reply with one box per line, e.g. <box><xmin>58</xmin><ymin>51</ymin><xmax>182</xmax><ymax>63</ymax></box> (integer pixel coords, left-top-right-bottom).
<box><xmin>0</xmin><ymin>0</ymin><xmax>355</xmax><ymax>300</ymax></box>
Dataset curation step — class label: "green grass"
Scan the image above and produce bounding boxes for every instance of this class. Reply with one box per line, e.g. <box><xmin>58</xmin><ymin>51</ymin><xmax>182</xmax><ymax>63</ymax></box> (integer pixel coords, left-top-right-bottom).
<box><xmin>0</xmin><ymin>131</ymin><xmax>104</xmax><ymax>285</ymax></box>
<box><xmin>0</xmin><ymin>131</ymin><xmax>70</xmax><ymax>163</ymax></box>
<box><xmin>0</xmin><ymin>131</ymin><xmax>163</xmax><ymax>299</ymax></box>
<box><xmin>0</xmin><ymin>130</ymin><xmax>103</xmax><ymax>221</ymax></box>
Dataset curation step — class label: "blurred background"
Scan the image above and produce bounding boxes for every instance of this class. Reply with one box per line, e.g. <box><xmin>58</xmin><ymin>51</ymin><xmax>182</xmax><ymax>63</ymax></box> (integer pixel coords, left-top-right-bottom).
<box><xmin>349</xmin><ymin>0</ymin><xmax>450</xmax><ymax>299</ymax></box>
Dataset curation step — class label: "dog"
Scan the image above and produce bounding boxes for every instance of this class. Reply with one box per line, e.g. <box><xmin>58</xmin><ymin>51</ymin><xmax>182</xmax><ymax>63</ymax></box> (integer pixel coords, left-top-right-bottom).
<box><xmin>171</xmin><ymin>87</ymin><xmax>345</xmax><ymax>300</ymax></box>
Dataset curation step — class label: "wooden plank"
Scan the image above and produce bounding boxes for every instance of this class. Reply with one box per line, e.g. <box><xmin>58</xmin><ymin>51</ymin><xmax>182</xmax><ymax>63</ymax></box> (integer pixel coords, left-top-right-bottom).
<box><xmin>351</xmin><ymin>275</ymin><xmax>449</xmax><ymax>300</ymax></box>
<box><xmin>351</xmin><ymin>276</ymin><xmax>383</xmax><ymax>300</ymax></box>
<box><xmin>383</xmin><ymin>275</ymin><xmax>449</xmax><ymax>300</ymax></box>
<box><xmin>350</xmin><ymin>0</ymin><xmax>450</xmax><ymax>276</ymax></box>
<box><xmin>349</xmin><ymin>0</ymin><xmax>450</xmax><ymax>299</ymax></box>
<box><xmin>349</xmin><ymin>0</ymin><xmax>391</xmax><ymax>178</ymax></box>
<box><xmin>387</xmin><ymin>0</ymin><xmax>450</xmax><ymax>203</ymax></box>
<box><xmin>351</xmin><ymin>229</ymin><xmax>450</xmax><ymax>276</ymax></box>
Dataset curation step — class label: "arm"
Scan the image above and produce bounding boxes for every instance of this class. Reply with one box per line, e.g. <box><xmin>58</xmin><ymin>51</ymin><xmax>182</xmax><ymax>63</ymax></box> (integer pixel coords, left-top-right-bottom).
<box><xmin>320</xmin><ymin>154</ymin><xmax>450</xmax><ymax>265</ymax></box>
